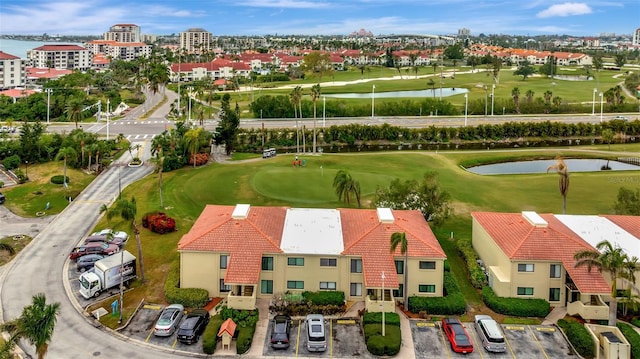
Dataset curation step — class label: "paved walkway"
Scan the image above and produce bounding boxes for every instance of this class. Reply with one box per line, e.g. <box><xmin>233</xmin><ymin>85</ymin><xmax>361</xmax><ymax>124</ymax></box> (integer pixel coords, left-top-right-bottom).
<box><xmin>542</xmin><ymin>306</ymin><xmax>567</xmax><ymax>325</ymax></box>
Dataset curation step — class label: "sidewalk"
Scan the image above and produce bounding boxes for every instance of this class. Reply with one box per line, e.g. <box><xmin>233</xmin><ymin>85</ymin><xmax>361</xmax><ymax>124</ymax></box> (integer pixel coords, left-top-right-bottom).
<box><xmin>542</xmin><ymin>306</ymin><xmax>567</xmax><ymax>325</ymax></box>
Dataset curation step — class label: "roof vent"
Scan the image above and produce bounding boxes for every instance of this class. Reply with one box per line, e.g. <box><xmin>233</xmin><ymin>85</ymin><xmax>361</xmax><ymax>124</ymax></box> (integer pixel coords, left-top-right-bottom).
<box><xmin>232</xmin><ymin>204</ymin><xmax>251</xmax><ymax>219</ymax></box>
<box><xmin>522</xmin><ymin>211</ymin><xmax>548</xmax><ymax>227</ymax></box>
<box><xmin>377</xmin><ymin>208</ymin><xmax>394</xmax><ymax>223</ymax></box>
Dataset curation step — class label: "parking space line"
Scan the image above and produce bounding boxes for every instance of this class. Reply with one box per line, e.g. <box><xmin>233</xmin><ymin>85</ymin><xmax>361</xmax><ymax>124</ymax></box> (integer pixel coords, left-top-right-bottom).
<box><xmin>528</xmin><ymin>325</ymin><xmax>549</xmax><ymax>359</ymax></box>
<box><xmin>503</xmin><ymin>331</ymin><xmax>517</xmax><ymax>358</ymax></box>
<box><xmin>467</xmin><ymin>324</ymin><xmax>485</xmax><ymax>359</ymax></box>
<box><xmin>330</xmin><ymin>319</ymin><xmax>333</xmax><ymax>357</ymax></box>
<box><xmin>536</xmin><ymin>326</ymin><xmax>556</xmax><ymax>332</ymax></box>
<box><xmin>145</xmin><ymin>329</ymin><xmax>153</xmax><ymax>342</ymax></box>
<box><xmin>437</xmin><ymin>322</ymin><xmax>452</xmax><ymax>358</ymax></box>
<box><xmin>416</xmin><ymin>321</ymin><xmax>435</xmax><ymax>327</ymax></box>
<box><xmin>336</xmin><ymin>319</ymin><xmax>355</xmax><ymax>324</ymax></box>
<box><xmin>505</xmin><ymin>326</ymin><xmax>525</xmax><ymax>330</ymax></box>
<box><xmin>296</xmin><ymin>319</ymin><xmax>301</xmax><ymax>357</ymax></box>
<box><xmin>171</xmin><ymin>338</ymin><xmax>177</xmax><ymax>349</ymax></box>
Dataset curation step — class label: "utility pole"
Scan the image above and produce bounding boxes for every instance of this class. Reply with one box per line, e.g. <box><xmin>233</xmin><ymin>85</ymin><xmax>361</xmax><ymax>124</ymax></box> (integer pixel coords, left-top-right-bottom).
<box><xmin>45</xmin><ymin>88</ymin><xmax>53</xmax><ymax>124</ymax></box>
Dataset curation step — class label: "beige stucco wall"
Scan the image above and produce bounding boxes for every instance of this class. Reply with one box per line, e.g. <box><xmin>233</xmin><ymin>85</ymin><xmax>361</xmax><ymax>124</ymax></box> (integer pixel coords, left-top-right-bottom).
<box><xmin>180</xmin><ymin>250</ymin><xmax>221</xmax><ymax>295</ymax></box>
<box><xmin>472</xmin><ymin>218</ymin><xmax>511</xmax><ymax>296</ymax></box>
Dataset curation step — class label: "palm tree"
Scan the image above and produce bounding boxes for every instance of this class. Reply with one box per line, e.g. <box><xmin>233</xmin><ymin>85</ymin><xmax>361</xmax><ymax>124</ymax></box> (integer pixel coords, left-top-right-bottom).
<box><xmin>65</xmin><ymin>97</ymin><xmax>85</xmax><ymax>129</ymax></box>
<box><xmin>390</xmin><ymin>232</ymin><xmax>409</xmax><ymax>309</ymax></box>
<box><xmin>184</xmin><ymin>127</ymin><xmax>203</xmax><ymax>168</ymax></box>
<box><xmin>574</xmin><ymin>240</ymin><xmax>628</xmax><ymax>325</ymax></box>
<box><xmin>547</xmin><ymin>156</ymin><xmax>569</xmax><ymax>214</ymax></box>
<box><xmin>113</xmin><ymin>197</ymin><xmax>145</xmax><ymax>282</ymax></box>
<box><xmin>310</xmin><ymin>84</ymin><xmax>321</xmax><ymax>154</ymax></box>
<box><xmin>511</xmin><ymin>87</ymin><xmax>520</xmax><ymax>114</ymax></box>
<box><xmin>621</xmin><ymin>256</ymin><xmax>639</xmax><ymax>316</ymax></box>
<box><xmin>332</xmin><ymin>170</ymin><xmax>361</xmax><ymax>208</ymax></box>
<box><xmin>150</xmin><ymin>146</ymin><xmax>165</xmax><ymax>208</ymax></box>
<box><xmin>55</xmin><ymin>147</ymin><xmax>77</xmax><ymax>187</ymax></box>
<box><xmin>525</xmin><ymin>89</ymin><xmax>535</xmax><ymax>104</ymax></box>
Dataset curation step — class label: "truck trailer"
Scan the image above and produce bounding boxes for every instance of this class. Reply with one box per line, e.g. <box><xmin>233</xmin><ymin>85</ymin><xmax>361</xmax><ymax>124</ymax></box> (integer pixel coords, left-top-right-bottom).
<box><xmin>79</xmin><ymin>250</ymin><xmax>136</xmax><ymax>299</ymax></box>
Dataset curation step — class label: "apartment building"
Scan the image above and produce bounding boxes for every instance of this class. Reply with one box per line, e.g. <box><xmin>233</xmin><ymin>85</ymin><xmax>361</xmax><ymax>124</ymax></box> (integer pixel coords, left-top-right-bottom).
<box><xmin>179</xmin><ymin>28</ymin><xmax>212</xmax><ymax>54</ymax></box>
<box><xmin>104</xmin><ymin>23</ymin><xmax>141</xmax><ymax>43</ymax></box>
<box><xmin>27</xmin><ymin>44</ymin><xmax>91</xmax><ymax>71</ymax></box>
<box><xmin>178</xmin><ymin>205</ymin><xmax>446</xmax><ymax>311</ymax></box>
<box><xmin>0</xmin><ymin>51</ymin><xmax>26</xmax><ymax>89</ymax></box>
<box><xmin>85</xmin><ymin>40</ymin><xmax>151</xmax><ymax>61</ymax></box>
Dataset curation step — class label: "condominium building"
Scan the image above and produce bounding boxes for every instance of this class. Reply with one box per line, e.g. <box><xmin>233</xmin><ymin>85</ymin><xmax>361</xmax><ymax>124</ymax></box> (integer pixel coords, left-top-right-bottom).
<box><xmin>633</xmin><ymin>27</ymin><xmax>640</xmax><ymax>46</ymax></box>
<box><xmin>27</xmin><ymin>44</ymin><xmax>92</xmax><ymax>71</ymax></box>
<box><xmin>178</xmin><ymin>205</ymin><xmax>447</xmax><ymax>311</ymax></box>
<box><xmin>104</xmin><ymin>23</ymin><xmax>141</xmax><ymax>43</ymax></box>
<box><xmin>0</xmin><ymin>51</ymin><xmax>26</xmax><ymax>89</ymax></box>
<box><xmin>85</xmin><ymin>40</ymin><xmax>152</xmax><ymax>61</ymax></box>
<box><xmin>179</xmin><ymin>28</ymin><xmax>212</xmax><ymax>54</ymax></box>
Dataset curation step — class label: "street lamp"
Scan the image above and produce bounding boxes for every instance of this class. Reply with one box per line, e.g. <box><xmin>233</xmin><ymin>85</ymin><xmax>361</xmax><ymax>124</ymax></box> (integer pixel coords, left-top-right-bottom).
<box><xmin>106</xmin><ymin>99</ymin><xmax>110</xmax><ymax>141</ymax></box>
<box><xmin>464</xmin><ymin>93</ymin><xmax>468</xmax><ymax>127</ymax></box>
<box><xmin>25</xmin><ymin>160</ymin><xmax>28</xmax><ymax>180</ymax></box>
<box><xmin>381</xmin><ymin>271</ymin><xmax>386</xmax><ymax>337</ymax></box>
<box><xmin>371</xmin><ymin>85</ymin><xmax>375</xmax><ymax>119</ymax></box>
<box><xmin>322</xmin><ymin>96</ymin><xmax>326</xmax><ymax>128</ymax></box>
<box><xmin>599</xmin><ymin>92</ymin><xmax>604</xmax><ymax>123</ymax></box>
<box><xmin>187</xmin><ymin>87</ymin><xmax>193</xmax><ymax>124</ymax></box>
<box><xmin>491</xmin><ymin>84</ymin><xmax>495</xmax><ymax>116</ymax></box>
<box><xmin>45</xmin><ymin>88</ymin><xmax>53</xmax><ymax>124</ymax></box>
<box><xmin>592</xmin><ymin>88</ymin><xmax>597</xmax><ymax>116</ymax></box>
<box><xmin>484</xmin><ymin>85</ymin><xmax>488</xmax><ymax>118</ymax></box>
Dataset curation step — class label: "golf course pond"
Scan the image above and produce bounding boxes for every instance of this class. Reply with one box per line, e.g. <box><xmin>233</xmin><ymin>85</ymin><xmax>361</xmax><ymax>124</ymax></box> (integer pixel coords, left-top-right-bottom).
<box><xmin>466</xmin><ymin>159</ymin><xmax>640</xmax><ymax>175</ymax></box>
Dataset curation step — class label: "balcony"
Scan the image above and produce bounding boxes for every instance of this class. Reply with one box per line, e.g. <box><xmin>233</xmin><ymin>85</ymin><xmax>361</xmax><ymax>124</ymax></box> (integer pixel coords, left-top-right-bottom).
<box><xmin>226</xmin><ymin>285</ymin><xmax>256</xmax><ymax>310</ymax></box>
<box><xmin>365</xmin><ymin>289</ymin><xmax>395</xmax><ymax>313</ymax></box>
<box><xmin>567</xmin><ymin>295</ymin><xmax>609</xmax><ymax>321</ymax></box>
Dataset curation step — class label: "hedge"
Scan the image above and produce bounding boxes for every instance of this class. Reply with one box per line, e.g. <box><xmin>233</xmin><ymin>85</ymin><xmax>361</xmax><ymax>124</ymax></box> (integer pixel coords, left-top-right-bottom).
<box><xmin>2</xmin><ymin>154</ymin><xmax>20</xmax><ymax>170</ymax></box>
<box><xmin>302</xmin><ymin>291</ymin><xmax>345</xmax><ymax>306</ymax></box>
<box><xmin>617</xmin><ymin>322</ymin><xmax>640</xmax><ymax>359</ymax></box>
<box><xmin>482</xmin><ymin>287</ymin><xmax>550</xmax><ymax>317</ymax></box>
<box><xmin>363</xmin><ymin>323</ymin><xmax>401</xmax><ymax>356</ymax></box>
<box><xmin>408</xmin><ymin>272</ymin><xmax>466</xmax><ymax>315</ymax></box>
<box><xmin>456</xmin><ymin>237</ymin><xmax>488</xmax><ymax>289</ymax></box>
<box><xmin>202</xmin><ymin>315</ymin><xmax>224</xmax><ymax>354</ymax></box>
<box><xmin>631</xmin><ymin>318</ymin><xmax>640</xmax><ymax>328</ymax></box>
<box><xmin>164</xmin><ymin>262</ymin><xmax>209</xmax><ymax>308</ymax></box>
<box><xmin>218</xmin><ymin>306</ymin><xmax>259</xmax><ymax>354</ymax></box>
<box><xmin>50</xmin><ymin>175</ymin><xmax>70</xmax><ymax>184</ymax></box>
<box><xmin>363</xmin><ymin>312</ymin><xmax>401</xmax><ymax>327</ymax></box>
<box><xmin>557</xmin><ymin>319</ymin><xmax>594</xmax><ymax>358</ymax></box>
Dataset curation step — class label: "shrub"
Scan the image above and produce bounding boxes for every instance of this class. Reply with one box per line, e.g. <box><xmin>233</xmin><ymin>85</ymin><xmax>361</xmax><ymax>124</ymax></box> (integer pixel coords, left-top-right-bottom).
<box><xmin>408</xmin><ymin>272</ymin><xmax>466</xmax><ymax>315</ymax></box>
<box><xmin>202</xmin><ymin>315</ymin><xmax>224</xmax><ymax>354</ymax></box>
<box><xmin>363</xmin><ymin>323</ymin><xmax>401</xmax><ymax>356</ymax></box>
<box><xmin>302</xmin><ymin>291</ymin><xmax>345</xmax><ymax>306</ymax></box>
<box><xmin>482</xmin><ymin>287</ymin><xmax>550</xmax><ymax>317</ymax></box>
<box><xmin>631</xmin><ymin>318</ymin><xmax>640</xmax><ymax>328</ymax></box>
<box><xmin>3</xmin><ymin>154</ymin><xmax>20</xmax><ymax>170</ymax></box>
<box><xmin>0</xmin><ymin>180</ymin><xmax>3</xmax><ymax>188</ymax></box>
<box><xmin>557</xmin><ymin>319</ymin><xmax>595</xmax><ymax>358</ymax></box>
<box><xmin>142</xmin><ymin>212</ymin><xmax>177</xmax><ymax>234</ymax></box>
<box><xmin>50</xmin><ymin>175</ymin><xmax>70</xmax><ymax>184</ymax></box>
<box><xmin>457</xmin><ymin>237</ymin><xmax>488</xmax><ymax>289</ymax></box>
<box><xmin>366</xmin><ymin>335</ymin><xmax>385</xmax><ymax>356</ymax></box>
<box><xmin>236</xmin><ymin>325</ymin><xmax>255</xmax><ymax>354</ymax></box>
<box><xmin>164</xmin><ymin>262</ymin><xmax>209</xmax><ymax>308</ymax></box>
<box><xmin>188</xmin><ymin>153</ymin><xmax>210</xmax><ymax>166</ymax></box>
<box><xmin>217</xmin><ymin>306</ymin><xmax>259</xmax><ymax>354</ymax></box>
<box><xmin>362</xmin><ymin>312</ymin><xmax>401</xmax><ymax>327</ymax></box>
<box><xmin>617</xmin><ymin>322</ymin><xmax>640</xmax><ymax>359</ymax></box>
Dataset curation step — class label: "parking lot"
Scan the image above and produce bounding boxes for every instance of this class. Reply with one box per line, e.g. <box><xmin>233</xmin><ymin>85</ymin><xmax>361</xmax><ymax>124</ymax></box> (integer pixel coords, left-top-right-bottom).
<box><xmin>411</xmin><ymin>321</ymin><xmax>573</xmax><ymax>359</ymax></box>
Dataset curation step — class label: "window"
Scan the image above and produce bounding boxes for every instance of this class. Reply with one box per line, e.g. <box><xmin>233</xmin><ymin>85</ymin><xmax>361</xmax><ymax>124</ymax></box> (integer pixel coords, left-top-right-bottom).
<box><xmin>419</xmin><ymin>284</ymin><xmax>436</xmax><ymax>293</ymax></box>
<box><xmin>419</xmin><ymin>261</ymin><xmax>436</xmax><ymax>270</ymax></box>
<box><xmin>549</xmin><ymin>264</ymin><xmax>561</xmax><ymax>278</ymax></box>
<box><xmin>549</xmin><ymin>288</ymin><xmax>560</xmax><ymax>301</ymax></box>
<box><xmin>517</xmin><ymin>287</ymin><xmax>534</xmax><ymax>296</ymax></box>
<box><xmin>261</xmin><ymin>280</ymin><xmax>273</xmax><ymax>294</ymax></box>
<box><xmin>288</xmin><ymin>257</ymin><xmax>304</xmax><ymax>266</ymax></box>
<box><xmin>287</xmin><ymin>281</ymin><xmax>304</xmax><ymax>289</ymax></box>
<box><xmin>319</xmin><ymin>282</ymin><xmax>336</xmax><ymax>290</ymax></box>
<box><xmin>220</xmin><ymin>255</ymin><xmax>229</xmax><ymax>269</ymax></box>
<box><xmin>219</xmin><ymin>279</ymin><xmax>231</xmax><ymax>292</ymax></box>
<box><xmin>350</xmin><ymin>259</ymin><xmax>362</xmax><ymax>273</ymax></box>
<box><xmin>517</xmin><ymin>263</ymin><xmax>535</xmax><ymax>272</ymax></box>
<box><xmin>395</xmin><ymin>260</ymin><xmax>404</xmax><ymax>274</ymax></box>
<box><xmin>261</xmin><ymin>257</ymin><xmax>273</xmax><ymax>271</ymax></box>
<box><xmin>320</xmin><ymin>258</ymin><xmax>337</xmax><ymax>267</ymax></box>
<box><xmin>393</xmin><ymin>284</ymin><xmax>404</xmax><ymax>298</ymax></box>
<box><xmin>350</xmin><ymin>283</ymin><xmax>362</xmax><ymax>296</ymax></box>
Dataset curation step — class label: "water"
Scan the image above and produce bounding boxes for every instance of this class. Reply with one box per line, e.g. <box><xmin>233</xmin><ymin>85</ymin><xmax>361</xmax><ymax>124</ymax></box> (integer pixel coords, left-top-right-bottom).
<box><xmin>466</xmin><ymin>159</ymin><xmax>640</xmax><ymax>175</ymax></box>
<box><xmin>0</xmin><ymin>39</ymin><xmax>84</xmax><ymax>58</ymax></box>
<box><xmin>324</xmin><ymin>88</ymin><xmax>468</xmax><ymax>99</ymax></box>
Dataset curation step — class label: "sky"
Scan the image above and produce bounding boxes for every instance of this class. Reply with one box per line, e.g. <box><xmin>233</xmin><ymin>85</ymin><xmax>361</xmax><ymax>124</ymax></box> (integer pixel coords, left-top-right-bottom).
<box><xmin>0</xmin><ymin>0</ymin><xmax>638</xmax><ymax>37</ymax></box>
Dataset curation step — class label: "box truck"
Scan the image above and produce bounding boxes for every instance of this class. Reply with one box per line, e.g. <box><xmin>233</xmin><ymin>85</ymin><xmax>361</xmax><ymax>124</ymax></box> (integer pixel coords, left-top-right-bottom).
<box><xmin>79</xmin><ymin>250</ymin><xmax>136</xmax><ymax>299</ymax></box>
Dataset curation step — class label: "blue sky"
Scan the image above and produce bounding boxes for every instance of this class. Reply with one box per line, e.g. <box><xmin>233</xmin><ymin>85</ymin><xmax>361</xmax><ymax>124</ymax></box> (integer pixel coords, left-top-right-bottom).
<box><xmin>0</xmin><ymin>0</ymin><xmax>638</xmax><ymax>37</ymax></box>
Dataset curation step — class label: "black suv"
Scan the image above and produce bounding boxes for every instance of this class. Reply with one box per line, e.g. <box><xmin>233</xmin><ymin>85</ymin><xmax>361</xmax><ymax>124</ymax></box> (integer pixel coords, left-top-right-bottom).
<box><xmin>270</xmin><ymin>315</ymin><xmax>292</xmax><ymax>349</ymax></box>
<box><xmin>176</xmin><ymin>309</ymin><xmax>210</xmax><ymax>344</ymax></box>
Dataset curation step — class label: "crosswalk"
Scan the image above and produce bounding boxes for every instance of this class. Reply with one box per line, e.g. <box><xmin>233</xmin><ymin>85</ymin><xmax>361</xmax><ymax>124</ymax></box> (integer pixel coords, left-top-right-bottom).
<box><xmin>108</xmin><ymin>120</ymin><xmax>172</xmax><ymax>125</ymax></box>
<box><xmin>124</xmin><ymin>134</ymin><xmax>158</xmax><ymax>140</ymax></box>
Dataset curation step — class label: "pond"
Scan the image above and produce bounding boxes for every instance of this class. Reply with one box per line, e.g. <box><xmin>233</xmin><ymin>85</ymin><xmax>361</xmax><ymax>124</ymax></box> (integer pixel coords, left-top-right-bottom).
<box><xmin>466</xmin><ymin>159</ymin><xmax>640</xmax><ymax>175</ymax></box>
<box><xmin>323</xmin><ymin>88</ymin><xmax>468</xmax><ymax>99</ymax></box>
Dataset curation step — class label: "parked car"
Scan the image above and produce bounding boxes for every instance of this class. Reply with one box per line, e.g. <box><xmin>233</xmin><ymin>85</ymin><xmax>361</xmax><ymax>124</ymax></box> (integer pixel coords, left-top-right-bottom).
<box><xmin>305</xmin><ymin>314</ymin><xmax>327</xmax><ymax>352</ymax></box>
<box><xmin>90</xmin><ymin>229</ymin><xmax>129</xmax><ymax>247</ymax></box>
<box><xmin>69</xmin><ymin>242</ymin><xmax>119</xmax><ymax>260</ymax></box>
<box><xmin>442</xmin><ymin>317</ymin><xmax>474</xmax><ymax>354</ymax></box>
<box><xmin>474</xmin><ymin>315</ymin><xmax>506</xmax><ymax>353</ymax></box>
<box><xmin>85</xmin><ymin>234</ymin><xmax>126</xmax><ymax>249</ymax></box>
<box><xmin>0</xmin><ymin>192</ymin><xmax>5</xmax><ymax>204</ymax></box>
<box><xmin>76</xmin><ymin>254</ymin><xmax>104</xmax><ymax>272</ymax></box>
<box><xmin>154</xmin><ymin>304</ymin><xmax>184</xmax><ymax>337</ymax></box>
<box><xmin>270</xmin><ymin>314</ymin><xmax>291</xmax><ymax>349</ymax></box>
<box><xmin>176</xmin><ymin>309</ymin><xmax>210</xmax><ymax>344</ymax></box>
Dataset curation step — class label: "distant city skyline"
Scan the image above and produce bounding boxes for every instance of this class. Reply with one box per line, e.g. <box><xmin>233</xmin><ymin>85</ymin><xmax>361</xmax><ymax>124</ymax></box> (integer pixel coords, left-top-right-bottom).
<box><xmin>0</xmin><ymin>0</ymin><xmax>638</xmax><ymax>37</ymax></box>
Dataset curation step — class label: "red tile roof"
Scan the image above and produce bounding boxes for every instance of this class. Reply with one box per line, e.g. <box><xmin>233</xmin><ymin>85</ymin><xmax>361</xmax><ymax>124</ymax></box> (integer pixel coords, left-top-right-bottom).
<box><xmin>218</xmin><ymin>318</ymin><xmax>236</xmax><ymax>337</ymax></box>
<box><xmin>0</xmin><ymin>89</ymin><xmax>36</xmax><ymax>99</ymax></box>
<box><xmin>601</xmin><ymin>215</ymin><xmax>640</xmax><ymax>238</ymax></box>
<box><xmin>341</xmin><ymin>209</ymin><xmax>446</xmax><ymax>288</ymax></box>
<box><xmin>0</xmin><ymin>51</ymin><xmax>20</xmax><ymax>60</ymax></box>
<box><xmin>472</xmin><ymin>212</ymin><xmax>610</xmax><ymax>294</ymax></box>
<box><xmin>26</xmin><ymin>67</ymin><xmax>72</xmax><ymax>79</ymax></box>
<box><xmin>33</xmin><ymin>44</ymin><xmax>87</xmax><ymax>51</ymax></box>
<box><xmin>170</xmin><ymin>58</ymin><xmax>251</xmax><ymax>73</ymax></box>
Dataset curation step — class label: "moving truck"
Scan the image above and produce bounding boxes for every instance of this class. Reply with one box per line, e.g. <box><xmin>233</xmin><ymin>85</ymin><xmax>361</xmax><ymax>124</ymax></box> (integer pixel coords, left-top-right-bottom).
<box><xmin>79</xmin><ymin>250</ymin><xmax>136</xmax><ymax>299</ymax></box>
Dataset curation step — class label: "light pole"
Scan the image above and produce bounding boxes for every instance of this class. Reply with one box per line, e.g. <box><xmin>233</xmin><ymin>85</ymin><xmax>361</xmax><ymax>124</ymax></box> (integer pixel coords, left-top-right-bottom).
<box><xmin>491</xmin><ymin>84</ymin><xmax>495</xmax><ymax>116</ymax></box>
<box><xmin>464</xmin><ymin>93</ymin><xmax>468</xmax><ymax>127</ymax></box>
<box><xmin>323</xmin><ymin>96</ymin><xmax>326</xmax><ymax>128</ymax></box>
<box><xmin>106</xmin><ymin>99</ymin><xmax>110</xmax><ymax>141</ymax></box>
<box><xmin>187</xmin><ymin>87</ymin><xmax>192</xmax><ymax>124</ymax></box>
<box><xmin>25</xmin><ymin>160</ymin><xmax>28</xmax><ymax>180</ymax></box>
<box><xmin>371</xmin><ymin>85</ymin><xmax>375</xmax><ymax>119</ymax></box>
<box><xmin>381</xmin><ymin>271</ymin><xmax>386</xmax><ymax>337</ymax></box>
<box><xmin>118</xmin><ymin>249</ymin><xmax>124</xmax><ymax>324</ymax></box>
<box><xmin>484</xmin><ymin>85</ymin><xmax>488</xmax><ymax>118</ymax></box>
<box><xmin>45</xmin><ymin>88</ymin><xmax>52</xmax><ymax>124</ymax></box>
<box><xmin>599</xmin><ymin>92</ymin><xmax>603</xmax><ymax>123</ymax></box>
<box><xmin>296</xmin><ymin>120</ymin><xmax>299</xmax><ymax>154</ymax></box>
<box><xmin>177</xmin><ymin>54</ymin><xmax>181</xmax><ymax>117</ymax></box>
<box><xmin>592</xmin><ymin>88</ymin><xmax>597</xmax><ymax>116</ymax></box>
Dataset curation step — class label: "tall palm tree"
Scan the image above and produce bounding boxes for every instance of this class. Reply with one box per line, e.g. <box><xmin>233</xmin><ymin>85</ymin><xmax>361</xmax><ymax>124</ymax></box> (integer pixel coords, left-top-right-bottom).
<box><xmin>390</xmin><ymin>232</ymin><xmax>409</xmax><ymax>308</ymax></box>
<box><xmin>184</xmin><ymin>127</ymin><xmax>203</xmax><ymax>168</ymax></box>
<box><xmin>621</xmin><ymin>256</ymin><xmax>639</xmax><ymax>316</ymax></box>
<box><xmin>113</xmin><ymin>197</ymin><xmax>145</xmax><ymax>282</ymax></box>
<box><xmin>150</xmin><ymin>146</ymin><xmax>165</xmax><ymax>208</ymax></box>
<box><xmin>547</xmin><ymin>157</ymin><xmax>570</xmax><ymax>214</ymax></box>
<box><xmin>511</xmin><ymin>87</ymin><xmax>520</xmax><ymax>114</ymax></box>
<box><xmin>332</xmin><ymin>170</ymin><xmax>361</xmax><ymax>208</ymax></box>
<box><xmin>65</xmin><ymin>98</ymin><xmax>85</xmax><ymax>129</ymax></box>
<box><xmin>55</xmin><ymin>147</ymin><xmax>77</xmax><ymax>187</ymax></box>
<box><xmin>574</xmin><ymin>240</ymin><xmax>628</xmax><ymax>325</ymax></box>
<box><xmin>310</xmin><ymin>84</ymin><xmax>321</xmax><ymax>154</ymax></box>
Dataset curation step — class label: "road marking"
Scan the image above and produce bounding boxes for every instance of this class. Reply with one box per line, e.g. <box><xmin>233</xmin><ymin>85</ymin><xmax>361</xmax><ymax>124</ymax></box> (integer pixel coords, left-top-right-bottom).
<box><xmin>528</xmin><ymin>325</ymin><xmax>549</xmax><ymax>359</ymax></box>
<box><xmin>536</xmin><ymin>327</ymin><xmax>556</xmax><ymax>332</ymax></box>
<box><xmin>505</xmin><ymin>326</ymin><xmax>525</xmax><ymax>330</ymax></box>
<box><xmin>171</xmin><ymin>338</ymin><xmax>177</xmax><ymax>349</ymax></box>
<box><xmin>468</xmin><ymin>324</ymin><xmax>485</xmax><ymax>359</ymax></box>
<box><xmin>416</xmin><ymin>322</ymin><xmax>435</xmax><ymax>327</ymax></box>
<box><xmin>438</xmin><ymin>323</ymin><xmax>452</xmax><ymax>358</ymax></box>
<box><xmin>503</xmin><ymin>329</ymin><xmax>517</xmax><ymax>359</ymax></box>
<box><xmin>296</xmin><ymin>319</ymin><xmax>301</xmax><ymax>357</ymax></box>
<box><xmin>145</xmin><ymin>329</ymin><xmax>153</xmax><ymax>342</ymax></box>
<box><xmin>330</xmin><ymin>318</ymin><xmax>333</xmax><ymax>357</ymax></box>
<box><xmin>143</xmin><ymin>304</ymin><xmax>162</xmax><ymax>310</ymax></box>
<box><xmin>336</xmin><ymin>319</ymin><xmax>355</xmax><ymax>324</ymax></box>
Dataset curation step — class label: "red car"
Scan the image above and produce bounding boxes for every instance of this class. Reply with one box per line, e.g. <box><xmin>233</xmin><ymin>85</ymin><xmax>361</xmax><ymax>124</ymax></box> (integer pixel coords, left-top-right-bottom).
<box><xmin>442</xmin><ymin>317</ymin><xmax>474</xmax><ymax>354</ymax></box>
<box><xmin>69</xmin><ymin>242</ymin><xmax>119</xmax><ymax>260</ymax></box>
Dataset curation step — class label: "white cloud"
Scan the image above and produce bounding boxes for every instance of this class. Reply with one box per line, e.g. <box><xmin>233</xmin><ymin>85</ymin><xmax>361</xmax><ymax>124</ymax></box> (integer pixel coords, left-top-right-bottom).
<box><xmin>536</xmin><ymin>2</ymin><xmax>592</xmax><ymax>18</ymax></box>
<box><xmin>234</xmin><ymin>0</ymin><xmax>331</xmax><ymax>9</ymax></box>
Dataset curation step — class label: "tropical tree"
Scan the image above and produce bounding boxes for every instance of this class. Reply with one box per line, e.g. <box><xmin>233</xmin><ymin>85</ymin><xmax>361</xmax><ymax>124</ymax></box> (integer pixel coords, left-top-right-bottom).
<box><xmin>390</xmin><ymin>232</ymin><xmax>409</xmax><ymax>308</ymax></box>
<box><xmin>511</xmin><ymin>87</ymin><xmax>521</xmax><ymax>114</ymax></box>
<box><xmin>620</xmin><ymin>256</ymin><xmax>639</xmax><ymax>316</ymax></box>
<box><xmin>2</xmin><ymin>293</ymin><xmax>60</xmax><ymax>359</ymax></box>
<box><xmin>613</xmin><ymin>187</ymin><xmax>640</xmax><ymax>215</ymax></box>
<box><xmin>514</xmin><ymin>60</ymin><xmax>536</xmax><ymax>80</ymax></box>
<box><xmin>602</xmin><ymin>129</ymin><xmax>614</xmax><ymax>151</ymax></box>
<box><xmin>112</xmin><ymin>197</ymin><xmax>145</xmax><ymax>282</ymax></box>
<box><xmin>65</xmin><ymin>97</ymin><xmax>85</xmax><ymax>129</ymax></box>
<box><xmin>525</xmin><ymin>89</ymin><xmax>535</xmax><ymax>104</ymax></box>
<box><xmin>184</xmin><ymin>127</ymin><xmax>203</xmax><ymax>168</ymax></box>
<box><xmin>547</xmin><ymin>157</ymin><xmax>570</xmax><ymax>214</ymax></box>
<box><xmin>574</xmin><ymin>240</ymin><xmax>629</xmax><ymax>325</ymax></box>
<box><xmin>614</xmin><ymin>53</ymin><xmax>627</xmax><ymax>69</ymax></box>
<box><xmin>55</xmin><ymin>147</ymin><xmax>77</xmax><ymax>187</ymax></box>
<box><xmin>214</xmin><ymin>93</ymin><xmax>240</xmax><ymax>156</ymax></box>
<box><xmin>310</xmin><ymin>84</ymin><xmax>321</xmax><ymax>154</ymax></box>
<box><xmin>332</xmin><ymin>170</ymin><xmax>361</xmax><ymax>208</ymax></box>
<box><xmin>150</xmin><ymin>146</ymin><xmax>165</xmax><ymax>208</ymax></box>
<box><xmin>300</xmin><ymin>51</ymin><xmax>333</xmax><ymax>82</ymax></box>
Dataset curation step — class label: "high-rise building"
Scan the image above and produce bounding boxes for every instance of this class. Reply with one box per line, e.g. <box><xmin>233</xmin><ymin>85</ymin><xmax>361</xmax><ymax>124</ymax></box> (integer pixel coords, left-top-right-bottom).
<box><xmin>179</xmin><ymin>28</ymin><xmax>212</xmax><ymax>54</ymax></box>
<box><xmin>27</xmin><ymin>45</ymin><xmax>92</xmax><ymax>71</ymax></box>
<box><xmin>104</xmin><ymin>24</ymin><xmax>141</xmax><ymax>43</ymax></box>
<box><xmin>0</xmin><ymin>51</ymin><xmax>26</xmax><ymax>89</ymax></box>
<box><xmin>633</xmin><ymin>27</ymin><xmax>640</xmax><ymax>46</ymax></box>
<box><xmin>458</xmin><ymin>28</ymin><xmax>471</xmax><ymax>37</ymax></box>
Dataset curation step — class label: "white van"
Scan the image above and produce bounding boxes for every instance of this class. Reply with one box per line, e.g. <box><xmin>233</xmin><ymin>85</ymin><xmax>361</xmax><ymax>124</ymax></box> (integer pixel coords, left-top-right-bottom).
<box><xmin>474</xmin><ymin>315</ymin><xmax>506</xmax><ymax>353</ymax></box>
<box><xmin>305</xmin><ymin>314</ymin><xmax>327</xmax><ymax>352</ymax></box>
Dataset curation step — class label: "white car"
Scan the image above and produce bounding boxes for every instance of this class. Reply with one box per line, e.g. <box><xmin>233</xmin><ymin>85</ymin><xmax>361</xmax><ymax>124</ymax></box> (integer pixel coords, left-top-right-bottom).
<box><xmin>92</xmin><ymin>229</ymin><xmax>129</xmax><ymax>242</ymax></box>
<box><xmin>612</xmin><ymin>115</ymin><xmax>628</xmax><ymax>121</ymax></box>
<box><xmin>154</xmin><ymin>304</ymin><xmax>184</xmax><ymax>336</ymax></box>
